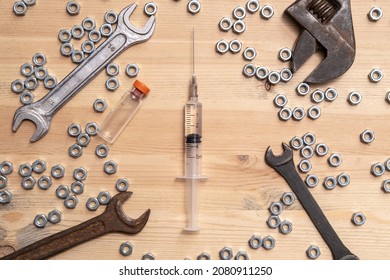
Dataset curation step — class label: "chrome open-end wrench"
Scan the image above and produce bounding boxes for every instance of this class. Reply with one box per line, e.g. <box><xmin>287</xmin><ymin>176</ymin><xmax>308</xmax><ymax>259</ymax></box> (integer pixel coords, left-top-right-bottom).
<box><xmin>1</xmin><ymin>192</ymin><xmax>150</xmax><ymax>260</ymax></box>
<box><xmin>265</xmin><ymin>143</ymin><xmax>359</xmax><ymax>260</ymax></box>
<box><xmin>12</xmin><ymin>3</ymin><xmax>156</xmax><ymax>142</ymax></box>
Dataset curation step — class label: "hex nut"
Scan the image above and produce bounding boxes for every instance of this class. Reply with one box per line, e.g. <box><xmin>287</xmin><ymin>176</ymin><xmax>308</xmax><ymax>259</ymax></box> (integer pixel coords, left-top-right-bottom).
<box><xmin>116</xmin><ymin>178</ymin><xmax>129</xmax><ymax>192</ymax></box>
<box><xmin>281</xmin><ymin>192</ymin><xmax>295</xmax><ymax>206</ymax></box>
<box><xmin>298</xmin><ymin>159</ymin><xmax>312</xmax><ymax>173</ymax></box>
<box><xmin>0</xmin><ymin>190</ymin><xmax>12</xmax><ymax>205</ymax></box>
<box><xmin>305</xmin><ymin>174</ymin><xmax>319</xmax><ymax>188</ymax></box>
<box><xmin>48</xmin><ymin>209</ymin><xmax>62</xmax><ymax>224</ymax></box>
<box><xmin>219</xmin><ymin>247</ymin><xmax>233</xmax><ymax>260</ymax></box>
<box><xmin>323</xmin><ymin>176</ymin><xmax>337</xmax><ymax>190</ymax></box>
<box><xmin>14</xmin><ymin>1</ymin><xmax>28</xmax><ymax>16</ymax></box>
<box><xmin>21</xmin><ymin>176</ymin><xmax>36</xmax><ymax>190</ymax></box>
<box><xmin>371</xmin><ymin>163</ymin><xmax>385</xmax><ymax>177</ymax></box>
<box><xmin>19</xmin><ymin>163</ymin><xmax>33</xmax><ymax>177</ymax></box>
<box><xmin>142</xmin><ymin>253</ymin><xmax>155</xmax><ymax>260</ymax></box>
<box><xmin>279</xmin><ymin>220</ymin><xmax>293</xmax><ymax>235</ymax></box>
<box><xmin>382</xmin><ymin>180</ymin><xmax>390</xmax><ymax>193</ymax></box>
<box><xmin>290</xmin><ymin>136</ymin><xmax>303</xmax><ymax>150</ymax></box>
<box><xmin>97</xmin><ymin>191</ymin><xmax>111</xmax><ymax>205</ymax></box>
<box><xmin>96</xmin><ymin>144</ymin><xmax>109</xmax><ymax>158</ymax></box>
<box><xmin>69</xmin><ymin>144</ymin><xmax>83</xmax><ymax>158</ymax></box>
<box><xmin>34</xmin><ymin>214</ymin><xmax>48</xmax><ymax>228</ymax></box>
<box><xmin>68</xmin><ymin>123</ymin><xmax>81</xmax><ymax>137</ymax></box>
<box><xmin>73</xmin><ymin>167</ymin><xmax>87</xmax><ymax>181</ymax></box>
<box><xmin>361</xmin><ymin>129</ymin><xmax>375</xmax><ymax>144</ymax></box>
<box><xmin>56</xmin><ymin>185</ymin><xmax>70</xmax><ymax>199</ymax></box>
<box><xmin>93</xmin><ymin>99</ymin><xmax>107</xmax><ymax>113</ymax></box>
<box><xmin>32</xmin><ymin>159</ymin><xmax>46</xmax><ymax>174</ymax></box>
<box><xmin>262</xmin><ymin>235</ymin><xmax>276</xmax><ymax>250</ymax></box>
<box><xmin>104</xmin><ymin>160</ymin><xmax>117</xmax><ymax>175</ymax></box>
<box><xmin>0</xmin><ymin>176</ymin><xmax>7</xmax><ymax>189</ymax></box>
<box><xmin>0</xmin><ymin>161</ymin><xmax>13</xmax><ymax>176</ymax></box>
<box><xmin>248</xmin><ymin>235</ymin><xmax>262</xmax><ymax>249</ymax></box>
<box><xmin>64</xmin><ymin>195</ymin><xmax>78</xmax><ymax>209</ymax></box>
<box><xmin>352</xmin><ymin>212</ymin><xmax>366</xmax><ymax>226</ymax></box>
<box><xmin>38</xmin><ymin>176</ymin><xmax>52</xmax><ymax>190</ymax></box>
<box><xmin>51</xmin><ymin>164</ymin><xmax>65</xmax><ymax>179</ymax></box>
<box><xmin>328</xmin><ymin>153</ymin><xmax>342</xmax><ymax>167</ymax></box>
<box><xmin>86</xmin><ymin>197</ymin><xmax>100</xmax><ymax>211</ymax></box>
<box><xmin>71</xmin><ymin>181</ymin><xmax>84</xmax><ymax>195</ymax></box>
<box><xmin>119</xmin><ymin>241</ymin><xmax>134</xmax><ymax>256</ymax></box>
<box><xmin>77</xmin><ymin>133</ymin><xmax>91</xmax><ymax>147</ymax></box>
<box><xmin>85</xmin><ymin>122</ymin><xmax>99</xmax><ymax>136</ymax></box>
<box><xmin>337</xmin><ymin>173</ymin><xmax>351</xmax><ymax>187</ymax></box>
<box><xmin>301</xmin><ymin>146</ymin><xmax>314</xmax><ymax>159</ymax></box>
<box><xmin>235</xmin><ymin>251</ymin><xmax>249</xmax><ymax>260</ymax></box>
<box><xmin>66</xmin><ymin>1</ymin><xmax>81</xmax><ymax>15</ymax></box>
<box><xmin>306</xmin><ymin>245</ymin><xmax>321</xmax><ymax>259</ymax></box>
<box><xmin>197</xmin><ymin>252</ymin><xmax>211</xmax><ymax>260</ymax></box>
<box><xmin>269</xmin><ymin>202</ymin><xmax>283</xmax><ymax>215</ymax></box>
<box><xmin>267</xmin><ymin>215</ymin><xmax>281</xmax><ymax>229</ymax></box>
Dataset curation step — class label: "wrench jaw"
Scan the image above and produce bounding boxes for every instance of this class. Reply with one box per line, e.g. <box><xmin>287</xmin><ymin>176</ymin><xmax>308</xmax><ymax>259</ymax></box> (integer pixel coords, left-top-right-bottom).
<box><xmin>106</xmin><ymin>192</ymin><xmax>151</xmax><ymax>234</ymax></box>
<box><xmin>286</xmin><ymin>0</ymin><xmax>356</xmax><ymax>84</ymax></box>
<box><xmin>265</xmin><ymin>143</ymin><xmax>294</xmax><ymax>168</ymax></box>
<box><xmin>12</xmin><ymin>106</ymin><xmax>50</xmax><ymax>143</ymax></box>
<box><xmin>118</xmin><ymin>3</ymin><xmax>156</xmax><ymax>45</ymax></box>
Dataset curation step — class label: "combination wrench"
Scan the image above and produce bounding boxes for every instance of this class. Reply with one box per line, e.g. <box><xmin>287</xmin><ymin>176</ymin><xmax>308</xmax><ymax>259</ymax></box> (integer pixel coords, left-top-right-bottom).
<box><xmin>12</xmin><ymin>3</ymin><xmax>156</xmax><ymax>142</ymax></box>
<box><xmin>1</xmin><ymin>192</ymin><xmax>150</xmax><ymax>260</ymax></box>
<box><xmin>265</xmin><ymin>143</ymin><xmax>359</xmax><ymax>260</ymax></box>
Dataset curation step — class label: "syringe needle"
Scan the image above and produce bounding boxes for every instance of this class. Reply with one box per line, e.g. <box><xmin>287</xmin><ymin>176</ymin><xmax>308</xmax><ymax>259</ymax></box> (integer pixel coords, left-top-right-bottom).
<box><xmin>190</xmin><ymin>29</ymin><xmax>197</xmax><ymax>99</ymax></box>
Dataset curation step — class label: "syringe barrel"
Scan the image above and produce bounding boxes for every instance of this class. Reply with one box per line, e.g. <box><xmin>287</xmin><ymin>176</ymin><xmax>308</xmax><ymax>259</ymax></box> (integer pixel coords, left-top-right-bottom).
<box><xmin>185</xmin><ymin>136</ymin><xmax>202</xmax><ymax>178</ymax></box>
<box><xmin>185</xmin><ymin>100</ymin><xmax>202</xmax><ymax>137</ymax></box>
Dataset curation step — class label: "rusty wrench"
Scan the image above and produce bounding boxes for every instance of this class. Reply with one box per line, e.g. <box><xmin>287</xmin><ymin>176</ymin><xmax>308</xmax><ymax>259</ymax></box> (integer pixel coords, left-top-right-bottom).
<box><xmin>0</xmin><ymin>192</ymin><xmax>150</xmax><ymax>260</ymax></box>
<box><xmin>265</xmin><ymin>143</ymin><xmax>359</xmax><ymax>260</ymax></box>
<box><xmin>12</xmin><ymin>3</ymin><xmax>156</xmax><ymax>142</ymax></box>
<box><xmin>286</xmin><ymin>0</ymin><xmax>356</xmax><ymax>84</ymax></box>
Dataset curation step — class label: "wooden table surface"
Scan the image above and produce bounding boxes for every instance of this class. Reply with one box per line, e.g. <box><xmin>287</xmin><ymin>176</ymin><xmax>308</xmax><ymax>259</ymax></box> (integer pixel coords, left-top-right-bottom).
<box><xmin>1</xmin><ymin>0</ymin><xmax>390</xmax><ymax>260</ymax></box>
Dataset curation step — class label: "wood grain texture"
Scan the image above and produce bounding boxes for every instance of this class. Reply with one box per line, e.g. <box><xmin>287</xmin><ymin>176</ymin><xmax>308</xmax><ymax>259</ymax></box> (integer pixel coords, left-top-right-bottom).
<box><xmin>1</xmin><ymin>0</ymin><xmax>390</xmax><ymax>260</ymax></box>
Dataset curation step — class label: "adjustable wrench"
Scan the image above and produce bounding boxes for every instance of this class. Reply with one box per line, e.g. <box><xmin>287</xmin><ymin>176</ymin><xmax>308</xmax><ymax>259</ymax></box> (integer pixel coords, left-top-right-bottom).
<box><xmin>286</xmin><ymin>0</ymin><xmax>356</xmax><ymax>84</ymax></box>
<box><xmin>265</xmin><ymin>143</ymin><xmax>359</xmax><ymax>260</ymax></box>
<box><xmin>12</xmin><ymin>3</ymin><xmax>156</xmax><ymax>142</ymax></box>
<box><xmin>1</xmin><ymin>192</ymin><xmax>150</xmax><ymax>260</ymax></box>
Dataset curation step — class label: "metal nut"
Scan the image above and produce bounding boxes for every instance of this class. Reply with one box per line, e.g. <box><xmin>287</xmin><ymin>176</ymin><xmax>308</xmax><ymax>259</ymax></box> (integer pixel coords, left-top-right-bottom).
<box><xmin>260</xmin><ymin>5</ymin><xmax>274</xmax><ymax>19</ymax></box>
<box><xmin>105</xmin><ymin>10</ymin><xmax>118</xmax><ymax>24</ymax></box>
<box><xmin>85</xmin><ymin>122</ymin><xmax>99</xmax><ymax>136</ymax></box>
<box><xmin>77</xmin><ymin>133</ymin><xmax>91</xmax><ymax>147</ymax></box>
<box><xmin>368</xmin><ymin>7</ymin><xmax>382</xmax><ymax>21</ymax></box>
<box><xmin>248</xmin><ymin>235</ymin><xmax>262</xmax><ymax>249</ymax></box>
<box><xmin>21</xmin><ymin>176</ymin><xmax>36</xmax><ymax>190</ymax></box>
<box><xmin>382</xmin><ymin>179</ymin><xmax>390</xmax><ymax>193</ymax></box>
<box><xmin>11</xmin><ymin>79</ymin><xmax>25</xmax><ymax>94</ymax></box>
<box><xmin>93</xmin><ymin>99</ymin><xmax>107</xmax><ymax>113</ymax></box>
<box><xmin>307</xmin><ymin>105</ymin><xmax>321</xmax><ymax>120</ymax></box>
<box><xmin>371</xmin><ymin>163</ymin><xmax>385</xmax><ymax>177</ymax></box>
<box><xmin>34</xmin><ymin>214</ymin><xmax>48</xmax><ymax>228</ymax></box>
<box><xmin>69</xmin><ymin>144</ymin><xmax>83</xmax><ymax>158</ymax></box>
<box><xmin>279</xmin><ymin>47</ymin><xmax>293</xmax><ymax>62</ymax></box>
<box><xmin>38</xmin><ymin>175</ymin><xmax>52</xmax><ymax>190</ymax></box>
<box><xmin>216</xmin><ymin>40</ymin><xmax>229</xmax><ymax>54</ymax></box>
<box><xmin>71</xmin><ymin>50</ymin><xmax>85</xmax><ymax>64</ymax></box>
<box><xmin>323</xmin><ymin>176</ymin><xmax>337</xmax><ymax>190</ymax></box>
<box><xmin>219</xmin><ymin>247</ymin><xmax>233</xmax><ymax>260</ymax></box>
<box><xmin>68</xmin><ymin>123</ymin><xmax>82</xmax><ymax>137</ymax></box>
<box><xmin>97</xmin><ymin>191</ymin><xmax>111</xmax><ymax>205</ymax></box>
<box><xmin>82</xmin><ymin>17</ymin><xmax>96</xmax><ymax>31</ymax></box>
<box><xmin>305</xmin><ymin>174</ymin><xmax>319</xmax><ymax>188</ymax></box>
<box><xmin>116</xmin><ymin>178</ymin><xmax>129</xmax><ymax>192</ymax></box>
<box><xmin>306</xmin><ymin>245</ymin><xmax>321</xmax><ymax>259</ymax></box>
<box><xmin>144</xmin><ymin>2</ymin><xmax>158</xmax><ymax>16</ymax></box>
<box><xmin>32</xmin><ymin>53</ymin><xmax>46</xmax><ymax>67</ymax></box>
<box><xmin>301</xmin><ymin>146</ymin><xmax>314</xmax><ymax>159</ymax></box>
<box><xmin>48</xmin><ymin>209</ymin><xmax>62</xmax><ymax>224</ymax></box>
<box><xmin>27</xmin><ymin>162</ymin><xmax>40</xmax><ymax>176</ymax></box>
<box><xmin>279</xmin><ymin>220</ymin><xmax>293</xmax><ymax>235</ymax></box>
<box><xmin>19</xmin><ymin>163</ymin><xmax>33</xmax><ymax>177</ymax></box>
<box><xmin>361</xmin><ymin>129</ymin><xmax>375</xmax><ymax>144</ymax></box>
<box><xmin>267</xmin><ymin>215</ymin><xmax>281</xmax><ymax>229</ymax></box>
<box><xmin>328</xmin><ymin>153</ymin><xmax>342</xmax><ymax>167</ymax></box>
<box><xmin>51</xmin><ymin>164</ymin><xmax>65</xmax><ymax>179</ymax></box>
<box><xmin>0</xmin><ymin>161</ymin><xmax>13</xmax><ymax>176</ymax></box>
<box><xmin>281</xmin><ymin>192</ymin><xmax>295</xmax><ymax>206</ymax></box>
<box><xmin>296</xmin><ymin>82</ymin><xmax>310</xmax><ymax>96</ymax></box>
<box><xmin>56</xmin><ymin>185</ymin><xmax>70</xmax><ymax>199</ymax></box>
<box><xmin>86</xmin><ymin>197</ymin><xmax>100</xmax><ymax>211</ymax></box>
<box><xmin>106</xmin><ymin>77</ymin><xmax>120</xmax><ymax>91</ymax></box>
<box><xmin>96</xmin><ymin>144</ymin><xmax>109</xmax><ymax>158</ymax></box>
<box><xmin>188</xmin><ymin>0</ymin><xmax>201</xmax><ymax>14</ymax></box>
<box><xmin>197</xmin><ymin>252</ymin><xmax>211</xmax><ymax>260</ymax></box>
<box><xmin>0</xmin><ymin>176</ymin><xmax>7</xmax><ymax>189</ymax></box>
<box><xmin>348</xmin><ymin>91</ymin><xmax>362</xmax><ymax>105</ymax></box>
<box><xmin>369</xmin><ymin>69</ymin><xmax>383</xmax><ymax>83</ymax></box>
<box><xmin>0</xmin><ymin>190</ymin><xmax>12</xmax><ymax>205</ymax></box>
<box><xmin>66</xmin><ymin>1</ymin><xmax>81</xmax><ymax>15</ymax></box>
<box><xmin>126</xmin><ymin>64</ymin><xmax>139</xmax><ymax>77</ymax></box>
<box><xmin>73</xmin><ymin>167</ymin><xmax>87</xmax><ymax>181</ymax></box>
<box><xmin>269</xmin><ymin>202</ymin><xmax>283</xmax><ymax>215</ymax></box>
<box><xmin>14</xmin><ymin>1</ymin><xmax>27</xmax><ymax>16</ymax></box>
<box><xmin>71</xmin><ymin>181</ymin><xmax>84</xmax><ymax>195</ymax></box>
<box><xmin>64</xmin><ymin>195</ymin><xmax>78</xmax><ymax>209</ymax></box>
<box><xmin>262</xmin><ymin>235</ymin><xmax>276</xmax><ymax>250</ymax></box>
<box><xmin>106</xmin><ymin>63</ymin><xmax>120</xmax><ymax>76</ymax></box>
<box><xmin>298</xmin><ymin>159</ymin><xmax>312</xmax><ymax>173</ymax></box>
<box><xmin>119</xmin><ymin>241</ymin><xmax>134</xmax><ymax>256</ymax></box>
<box><xmin>337</xmin><ymin>173</ymin><xmax>351</xmax><ymax>187</ymax></box>
<box><xmin>235</xmin><ymin>251</ymin><xmax>249</xmax><ymax>260</ymax></box>
<box><xmin>21</xmin><ymin>63</ymin><xmax>35</xmax><ymax>77</ymax></box>
<box><xmin>315</xmin><ymin>143</ymin><xmax>328</xmax><ymax>157</ymax></box>
<box><xmin>104</xmin><ymin>160</ymin><xmax>117</xmax><ymax>175</ymax></box>
<box><xmin>290</xmin><ymin>136</ymin><xmax>303</xmax><ymax>150</ymax></box>
<box><xmin>142</xmin><ymin>253</ymin><xmax>155</xmax><ymax>260</ymax></box>
<box><xmin>352</xmin><ymin>212</ymin><xmax>366</xmax><ymax>226</ymax></box>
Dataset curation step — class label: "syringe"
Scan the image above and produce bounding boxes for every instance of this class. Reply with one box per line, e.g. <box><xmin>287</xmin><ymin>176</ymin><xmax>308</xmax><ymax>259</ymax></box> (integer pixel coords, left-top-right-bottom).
<box><xmin>178</xmin><ymin>30</ymin><xmax>206</xmax><ymax>232</ymax></box>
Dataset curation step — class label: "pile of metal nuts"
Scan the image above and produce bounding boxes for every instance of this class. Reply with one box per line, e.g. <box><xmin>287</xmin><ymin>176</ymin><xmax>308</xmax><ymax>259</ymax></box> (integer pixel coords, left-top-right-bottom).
<box><xmin>13</xmin><ymin>0</ymin><xmax>36</xmax><ymax>16</ymax></box>
<box><xmin>11</xmin><ymin>53</ymin><xmax>58</xmax><ymax>105</ymax></box>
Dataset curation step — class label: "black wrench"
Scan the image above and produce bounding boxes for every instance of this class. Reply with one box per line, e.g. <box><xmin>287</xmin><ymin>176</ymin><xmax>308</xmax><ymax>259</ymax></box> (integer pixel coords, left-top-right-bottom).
<box><xmin>265</xmin><ymin>143</ymin><xmax>359</xmax><ymax>260</ymax></box>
